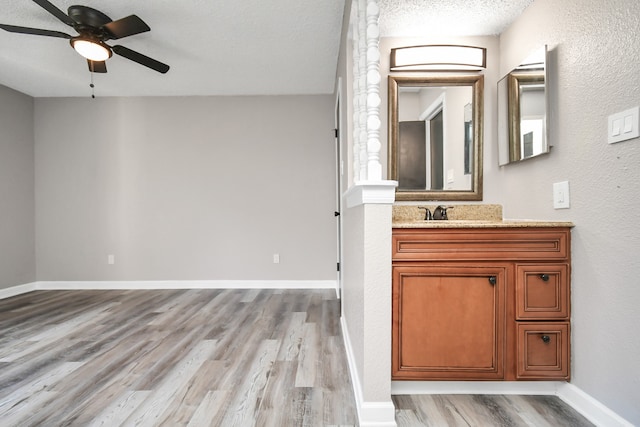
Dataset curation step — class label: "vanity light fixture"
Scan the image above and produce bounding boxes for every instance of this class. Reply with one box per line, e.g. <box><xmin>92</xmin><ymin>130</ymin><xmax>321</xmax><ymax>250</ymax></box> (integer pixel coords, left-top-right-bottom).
<box><xmin>70</xmin><ymin>37</ymin><xmax>112</xmax><ymax>61</ymax></box>
<box><xmin>390</xmin><ymin>45</ymin><xmax>486</xmax><ymax>72</ymax></box>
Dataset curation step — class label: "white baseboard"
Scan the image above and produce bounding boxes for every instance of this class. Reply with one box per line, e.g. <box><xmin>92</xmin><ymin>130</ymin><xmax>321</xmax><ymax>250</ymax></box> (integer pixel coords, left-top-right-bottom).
<box><xmin>0</xmin><ymin>280</ymin><xmax>337</xmax><ymax>299</ymax></box>
<box><xmin>557</xmin><ymin>383</ymin><xmax>634</xmax><ymax>427</ymax></box>
<box><xmin>341</xmin><ymin>317</ymin><xmax>397</xmax><ymax>427</ymax></box>
<box><xmin>0</xmin><ymin>282</ymin><xmax>37</xmax><ymax>300</ymax></box>
<box><xmin>36</xmin><ymin>280</ymin><xmax>336</xmax><ymax>290</ymax></box>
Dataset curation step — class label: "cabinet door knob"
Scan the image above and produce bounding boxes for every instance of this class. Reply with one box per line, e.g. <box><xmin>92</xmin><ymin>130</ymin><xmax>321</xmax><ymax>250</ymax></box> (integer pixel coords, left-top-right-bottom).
<box><xmin>488</xmin><ymin>276</ymin><xmax>497</xmax><ymax>286</ymax></box>
<box><xmin>541</xmin><ymin>335</ymin><xmax>551</xmax><ymax>343</ymax></box>
<box><xmin>540</xmin><ymin>274</ymin><xmax>550</xmax><ymax>282</ymax></box>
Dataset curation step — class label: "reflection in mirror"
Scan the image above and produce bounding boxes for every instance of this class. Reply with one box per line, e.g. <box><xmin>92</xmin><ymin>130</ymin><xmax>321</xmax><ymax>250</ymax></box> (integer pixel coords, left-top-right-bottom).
<box><xmin>388</xmin><ymin>75</ymin><xmax>483</xmax><ymax>201</ymax></box>
<box><xmin>498</xmin><ymin>46</ymin><xmax>549</xmax><ymax>165</ymax></box>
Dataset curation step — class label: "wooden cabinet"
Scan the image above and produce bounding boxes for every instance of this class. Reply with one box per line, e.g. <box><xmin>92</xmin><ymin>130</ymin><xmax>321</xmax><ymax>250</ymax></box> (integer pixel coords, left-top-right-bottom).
<box><xmin>392</xmin><ymin>227</ymin><xmax>571</xmax><ymax>381</ymax></box>
<box><xmin>393</xmin><ymin>265</ymin><xmax>507</xmax><ymax>379</ymax></box>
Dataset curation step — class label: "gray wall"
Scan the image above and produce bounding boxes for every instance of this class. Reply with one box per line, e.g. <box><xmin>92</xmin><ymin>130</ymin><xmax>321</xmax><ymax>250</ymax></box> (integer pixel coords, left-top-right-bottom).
<box><xmin>34</xmin><ymin>95</ymin><xmax>337</xmax><ymax>281</ymax></box>
<box><xmin>0</xmin><ymin>85</ymin><xmax>35</xmax><ymax>290</ymax></box>
<box><xmin>492</xmin><ymin>0</ymin><xmax>640</xmax><ymax>423</ymax></box>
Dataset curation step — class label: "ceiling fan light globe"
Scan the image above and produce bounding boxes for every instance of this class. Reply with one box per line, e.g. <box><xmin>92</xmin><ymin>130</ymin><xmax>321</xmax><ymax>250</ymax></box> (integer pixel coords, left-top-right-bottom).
<box><xmin>71</xmin><ymin>38</ymin><xmax>112</xmax><ymax>61</ymax></box>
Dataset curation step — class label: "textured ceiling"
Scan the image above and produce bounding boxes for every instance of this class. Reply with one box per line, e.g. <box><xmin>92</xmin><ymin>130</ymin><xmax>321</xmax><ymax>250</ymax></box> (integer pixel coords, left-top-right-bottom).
<box><xmin>0</xmin><ymin>0</ymin><xmax>533</xmax><ymax>98</ymax></box>
<box><xmin>0</xmin><ymin>0</ymin><xmax>346</xmax><ymax>97</ymax></box>
<box><xmin>379</xmin><ymin>0</ymin><xmax>534</xmax><ymax>37</ymax></box>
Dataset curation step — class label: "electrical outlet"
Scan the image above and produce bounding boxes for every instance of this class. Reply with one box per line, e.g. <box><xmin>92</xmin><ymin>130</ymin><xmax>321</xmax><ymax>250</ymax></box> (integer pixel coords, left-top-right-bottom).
<box><xmin>553</xmin><ymin>181</ymin><xmax>570</xmax><ymax>209</ymax></box>
<box><xmin>108</xmin><ymin>254</ymin><xmax>115</xmax><ymax>265</ymax></box>
<box><xmin>273</xmin><ymin>253</ymin><xmax>280</xmax><ymax>264</ymax></box>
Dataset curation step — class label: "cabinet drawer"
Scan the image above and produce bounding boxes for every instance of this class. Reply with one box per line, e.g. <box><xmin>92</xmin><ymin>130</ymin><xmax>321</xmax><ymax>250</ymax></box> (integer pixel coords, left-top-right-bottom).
<box><xmin>517</xmin><ymin>323</ymin><xmax>569</xmax><ymax>379</ymax></box>
<box><xmin>516</xmin><ymin>264</ymin><xmax>569</xmax><ymax>319</ymax></box>
<box><xmin>392</xmin><ymin>228</ymin><xmax>570</xmax><ymax>261</ymax></box>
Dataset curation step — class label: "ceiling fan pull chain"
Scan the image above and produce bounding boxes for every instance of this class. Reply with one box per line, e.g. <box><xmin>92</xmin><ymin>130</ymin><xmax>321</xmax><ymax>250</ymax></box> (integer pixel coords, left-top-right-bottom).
<box><xmin>89</xmin><ymin>68</ymin><xmax>96</xmax><ymax>99</ymax></box>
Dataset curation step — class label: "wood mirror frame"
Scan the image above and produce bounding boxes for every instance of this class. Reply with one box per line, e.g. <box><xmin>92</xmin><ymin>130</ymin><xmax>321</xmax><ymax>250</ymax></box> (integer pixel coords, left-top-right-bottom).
<box><xmin>388</xmin><ymin>75</ymin><xmax>484</xmax><ymax>201</ymax></box>
<box><xmin>498</xmin><ymin>46</ymin><xmax>549</xmax><ymax>165</ymax></box>
<box><xmin>506</xmin><ymin>71</ymin><xmax>545</xmax><ymax>162</ymax></box>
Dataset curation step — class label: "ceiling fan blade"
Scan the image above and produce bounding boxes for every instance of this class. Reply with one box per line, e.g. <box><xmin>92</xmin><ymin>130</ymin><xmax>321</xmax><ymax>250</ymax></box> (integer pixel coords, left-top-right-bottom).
<box><xmin>102</xmin><ymin>15</ymin><xmax>150</xmax><ymax>40</ymax></box>
<box><xmin>32</xmin><ymin>0</ymin><xmax>75</xmax><ymax>26</ymax></box>
<box><xmin>113</xmin><ymin>45</ymin><xmax>170</xmax><ymax>74</ymax></box>
<box><xmin>88</xmin><ymin>60</ymin><xmax>107</xmax><ymax>73</ymax></box>
<box><xmin>0</xmin><ymin>23</ymin><xmax>72</xmax><ymax>38</ymax></box>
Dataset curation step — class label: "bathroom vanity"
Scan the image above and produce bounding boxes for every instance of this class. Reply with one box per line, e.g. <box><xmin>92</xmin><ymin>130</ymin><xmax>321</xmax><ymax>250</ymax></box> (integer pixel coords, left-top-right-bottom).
<box><xmin>391</xmin><ymin>207</ymin><xmax>572</xmax><ymax>381</ymax></box>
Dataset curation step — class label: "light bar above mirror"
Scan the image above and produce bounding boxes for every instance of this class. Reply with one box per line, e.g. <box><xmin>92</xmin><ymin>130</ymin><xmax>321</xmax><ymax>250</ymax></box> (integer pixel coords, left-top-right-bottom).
<box><xmin>390</xmin><ymin>45</ymin><xmax>487</xmax><ymax>72</ymax></box>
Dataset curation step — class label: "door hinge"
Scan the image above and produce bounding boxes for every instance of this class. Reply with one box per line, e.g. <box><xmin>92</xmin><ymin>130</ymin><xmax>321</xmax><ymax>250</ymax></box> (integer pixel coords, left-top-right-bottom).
<box><xmin>334</xmin><ymin>128</ymin><xmax>339</xmax><ymax>138</ymax></box>
<box><xmin>337</xmin><ymin>262</ymin><xmax>341</xmax><ymax>272</ymax></box>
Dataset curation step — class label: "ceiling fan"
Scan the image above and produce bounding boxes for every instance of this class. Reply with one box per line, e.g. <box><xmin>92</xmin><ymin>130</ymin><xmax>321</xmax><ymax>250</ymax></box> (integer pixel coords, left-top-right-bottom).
<box><xmin>0</xmin><ymin>0</ymin><xmax>170</xmax><ymax>74</ymax></box>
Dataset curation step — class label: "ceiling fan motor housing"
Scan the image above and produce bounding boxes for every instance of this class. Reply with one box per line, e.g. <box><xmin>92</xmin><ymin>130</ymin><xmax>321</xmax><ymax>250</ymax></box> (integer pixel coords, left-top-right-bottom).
<box><xmin>69</xmin><ymin>6</ymin><xmax>111</xmax><ymax>31</ymax></box>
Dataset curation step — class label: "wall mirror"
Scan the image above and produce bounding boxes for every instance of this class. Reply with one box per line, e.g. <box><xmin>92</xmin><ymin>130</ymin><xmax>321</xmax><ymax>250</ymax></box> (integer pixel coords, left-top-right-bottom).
<box><xmin>388</xmin><ymin>75</ymin><xmax>484</xmax><ymax>201</ymax></box>
<box><xmin>498</xmin><ymin>46</ymin><xmax>549</xmax><ymax>165</ymax></box>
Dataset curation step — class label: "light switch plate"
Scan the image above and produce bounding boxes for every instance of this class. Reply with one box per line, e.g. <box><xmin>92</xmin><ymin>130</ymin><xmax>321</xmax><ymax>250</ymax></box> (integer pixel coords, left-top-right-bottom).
<box><xmin>553</xmin><ymin>181</ymin><xmax>570</xmax><ymax>209</ymax></box>
<box><xmin>608</xmin><ymin>106</ymin><xmax>639</xmax><ymax>144</ymax></box>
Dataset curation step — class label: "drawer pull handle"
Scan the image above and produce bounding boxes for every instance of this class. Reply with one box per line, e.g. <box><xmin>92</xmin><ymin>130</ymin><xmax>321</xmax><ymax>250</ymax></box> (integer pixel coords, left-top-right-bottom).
<box><xmin>540</xmin><ymin>274</ymin><xmax>550</xmax><ymax>282</ymax></box>
<box><xmin>541</xmin><ymin>335</ymin><xmax>551</xmax><ymax>343</ymax></box>
<box><xmin>488</xmin><ymin>276</ymin><xmax>497</xmax><ymax>286</ymax></box>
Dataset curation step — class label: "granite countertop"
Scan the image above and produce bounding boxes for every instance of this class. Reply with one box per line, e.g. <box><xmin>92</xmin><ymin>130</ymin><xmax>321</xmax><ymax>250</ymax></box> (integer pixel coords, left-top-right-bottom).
<box><xmin>392</xmin><ymin>205</ymin><xmax>574</xmax><ymax>228</ymax></box>
<box><xmin>393</xmin><ymin>219</ymin><xmax>575</xmax><ymax>228</ymax></box>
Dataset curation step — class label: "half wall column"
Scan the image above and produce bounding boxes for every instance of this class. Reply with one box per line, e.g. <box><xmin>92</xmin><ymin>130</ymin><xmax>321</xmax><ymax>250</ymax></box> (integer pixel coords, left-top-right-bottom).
<box><xmin>351</xmin><ymin>0</ymin><xmax>361</xmax><ymax>181</ymax></box>
<box><xmin>344</xmin><ymin>2</ymin><xmax>397</xmax><ymax>425</ymax></box>
<box><xmin>351</xmin><ymin>0</ymin><xmax>383</xmax><ymax>183</ymax></box>
<box><xmin>358</xmin><ymin>0</ymin><xmax>368</xmax><ymax>182</ymax></box>
<box><xmin>365</xmin><ymin>0</ymin><xmax>382</xmax><ymax>181</ymax></box>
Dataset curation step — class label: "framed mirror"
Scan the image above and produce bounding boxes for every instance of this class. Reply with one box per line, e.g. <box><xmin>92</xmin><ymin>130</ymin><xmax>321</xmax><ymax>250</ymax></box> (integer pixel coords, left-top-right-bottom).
<box><xmin>498</xmin><ymin>46</ymin><xmax>549</xmax><ymax>165</ymax></box>
<box><xmin>388</xmin><ymin>75</ymin><xmax>484</xmax><ymax>201</ymax></box>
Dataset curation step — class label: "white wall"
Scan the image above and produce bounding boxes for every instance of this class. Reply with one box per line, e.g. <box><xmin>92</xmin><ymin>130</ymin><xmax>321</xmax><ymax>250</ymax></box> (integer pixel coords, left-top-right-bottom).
<box><xmin>492</xmin><ymin>0</ymin><xmax>640</xmax><ymax>423</ymax></box>
<box><xmin>0</xmin><ymin>84</ymin><xmax>35</xmax><ymax>290</ymax></box>
<box><xmin>34</xmin><ymin>95</ymin><xmax>337</xmax><ymax>282</ymax></box>
<box><xmin>335</xmin><ymin>2</ymin><xmax>397</xmax><ymax>425</ymax></box>
<box><xmin>342</xmin><ymin>203</ymin><xmax>366</xmax><ymax>387</ymax></box>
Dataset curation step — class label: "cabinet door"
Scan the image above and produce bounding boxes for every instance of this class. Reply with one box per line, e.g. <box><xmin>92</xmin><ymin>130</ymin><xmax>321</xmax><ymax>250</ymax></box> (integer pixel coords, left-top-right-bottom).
<box><xmin>517</xmin><ymin>322</ymin><xmax>570</xmax><ymax>379</ymax></box>
<box><xmin>516</xmin><ymin>264</ymin><xmax>569</xmax><ymax>319</ymax></box>
<box><xmin>392</xmin><ymin>265</ymin><xmax>506</xmax><ymax>380</ymax></box>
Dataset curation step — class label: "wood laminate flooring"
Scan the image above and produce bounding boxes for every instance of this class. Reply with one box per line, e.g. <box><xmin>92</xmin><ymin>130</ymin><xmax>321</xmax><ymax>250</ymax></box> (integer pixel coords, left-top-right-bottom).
<box><xmin>393</xmin><ymin>394</ymin><xmax>594</xmax><ymax>426</ymax></box>
<box><xmin>0</xmin><ymin>289</ymin><xmax>357</xmax><ymax>426</ymax></box>
<box><xmin>1</xmin><ymin>288</ymin><xmax>595</xmax><ymax>427</ymax></box>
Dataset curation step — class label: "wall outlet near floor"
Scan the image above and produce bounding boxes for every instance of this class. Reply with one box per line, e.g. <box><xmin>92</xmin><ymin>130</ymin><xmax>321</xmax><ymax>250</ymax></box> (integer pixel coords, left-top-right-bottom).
<box><xmin>553</xmin><ymin>181</ymin><xmax>570</xmax><ymax>209</ymax></box>
<box><xmin>273</xmin><ymin>253</ymin><xmax>280</xmax><ymax>264</ymax></box>
<box><xmin>107</xmin><ymin>254</ymin><xmax>115</xmax><ymax>265</ymax></box>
